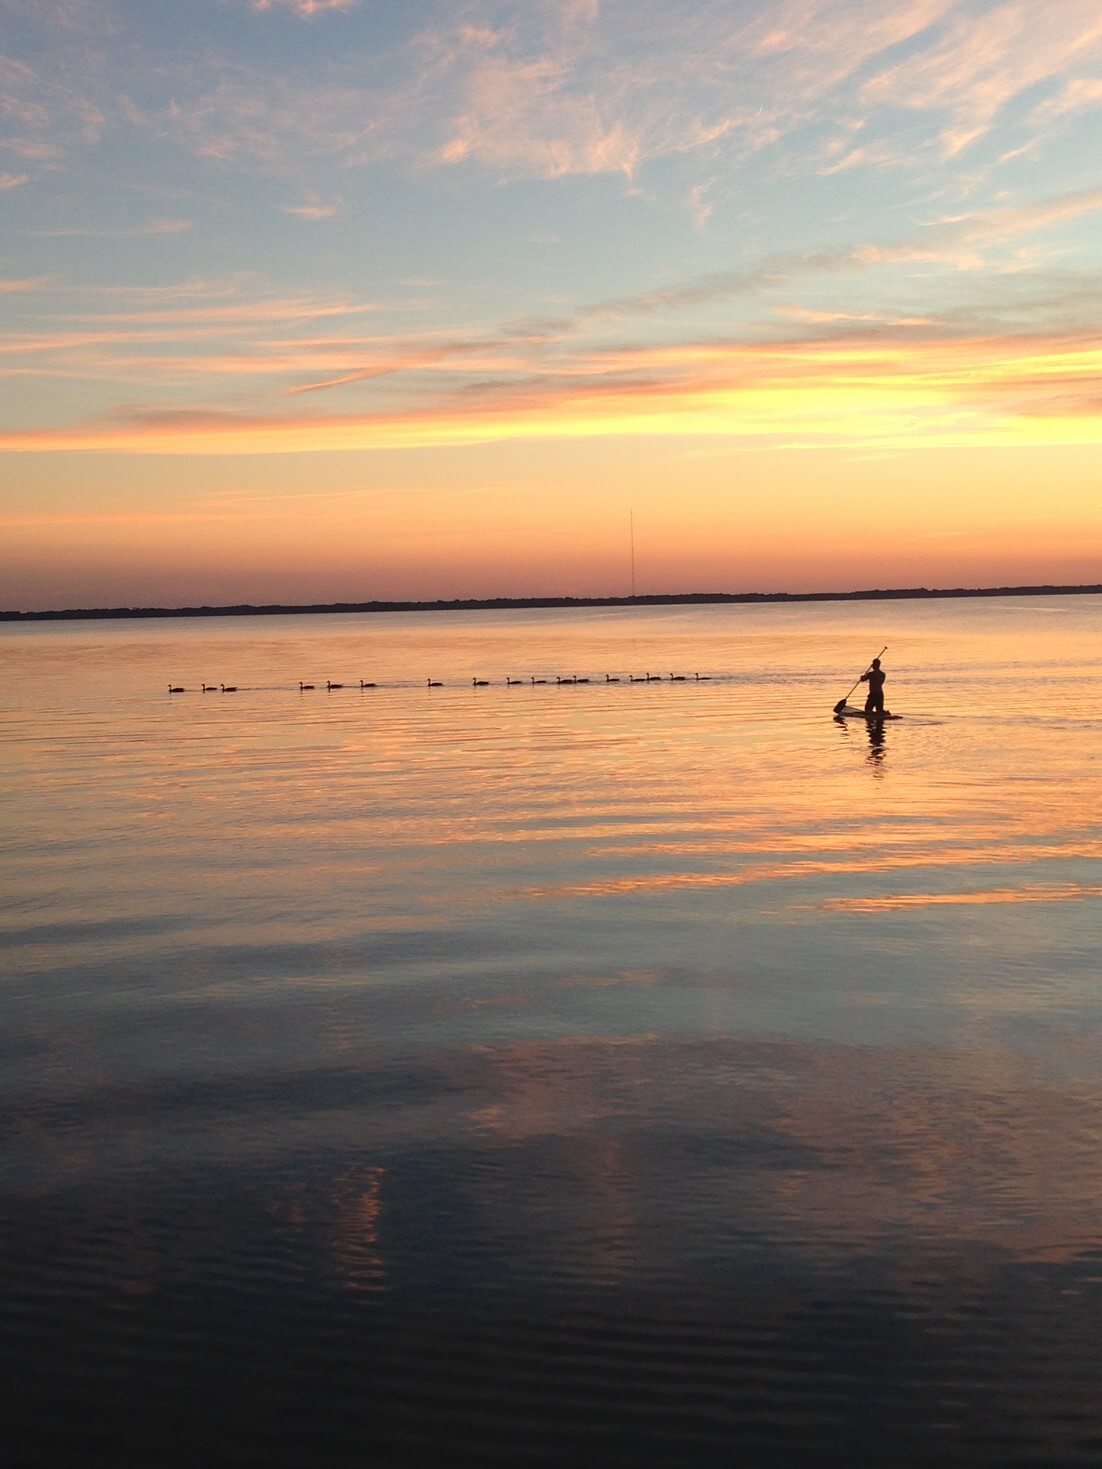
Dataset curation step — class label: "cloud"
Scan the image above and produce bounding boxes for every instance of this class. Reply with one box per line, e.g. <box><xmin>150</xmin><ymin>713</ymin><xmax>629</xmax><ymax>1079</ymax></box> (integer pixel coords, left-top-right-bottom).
<box><xmin>3</xmin><ymin>325</ymin><xmax>1100</xmax><ymax>455</ymax></box>
<box><xmin>280</xmin><ymin>201</ymin><xmax>339</xmax><ymax>220</ymax></box>
<box><xmin>1030</xmin><ymin>74</ymin><xmax>1102</xmax><ymax>123</ymax></box>
<box><xmin>249</xmin><ymin>0</ymin><xmax>359</xmax><ymax>15</ymax></box>
<box><xmin>860</xmin><ymin>0</ymin><xmax>1102</xmax><ymax>156</ymax></box>
<box><xmin>35</xmin><ymin>217</ymin><xmax>192</xmax><ymax>237</ymax></box>
<box><xmin>7</xmin><ymin>0</ymin><xmax>1090</xmax><ymax>198</ymax></box>
<box><xmin>0</xmin><ymin>172</ymin><xmax>31</xmax><ymax>189</ymax></box>
<box><xmin>0</xmin><ymin>276</ymin><xmax>50</xmax><ymax>294</ymax></box>
<box><xmin>7</xmin><ymin>182</ymin><xmax>1099</xmax><ymax>401</ymax></box>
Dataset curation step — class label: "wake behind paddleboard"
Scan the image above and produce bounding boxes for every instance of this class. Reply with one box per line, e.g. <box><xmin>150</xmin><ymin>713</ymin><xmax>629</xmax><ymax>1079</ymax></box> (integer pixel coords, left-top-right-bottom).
<box><xmin>834</xmin><ymin>706</ymin><xmax>901</xmax><ymax>720</ymax></box>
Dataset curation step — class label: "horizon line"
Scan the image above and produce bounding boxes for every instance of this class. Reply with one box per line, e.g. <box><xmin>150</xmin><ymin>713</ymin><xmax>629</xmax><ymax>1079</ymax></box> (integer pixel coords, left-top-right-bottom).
<box><xmin>3</xmin><ymin>583</ymin><xmax>1100</xmax><ymax>623</ymax></box>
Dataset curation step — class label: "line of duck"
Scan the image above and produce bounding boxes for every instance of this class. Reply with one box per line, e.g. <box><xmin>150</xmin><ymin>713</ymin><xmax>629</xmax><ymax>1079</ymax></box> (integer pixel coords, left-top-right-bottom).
<box><xmin>168</xmin><ymin>673</ymin><xmax>715</xmax><ymax>693</ymax></box>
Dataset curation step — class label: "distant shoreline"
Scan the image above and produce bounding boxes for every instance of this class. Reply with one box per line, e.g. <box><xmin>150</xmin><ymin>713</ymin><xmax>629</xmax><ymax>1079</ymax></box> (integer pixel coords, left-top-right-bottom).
<box><xmin>2</xmin><ymin>584</ymin><xmax>1099</xmax><ymax>623</ymax></box>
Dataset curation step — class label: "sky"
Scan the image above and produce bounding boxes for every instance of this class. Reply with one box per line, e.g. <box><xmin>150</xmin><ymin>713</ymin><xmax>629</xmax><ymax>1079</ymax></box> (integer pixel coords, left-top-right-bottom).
<box><xmin>1</xmin><ymin>0</ymin><xmax>1100</xmax><ymax>610</ymax></box>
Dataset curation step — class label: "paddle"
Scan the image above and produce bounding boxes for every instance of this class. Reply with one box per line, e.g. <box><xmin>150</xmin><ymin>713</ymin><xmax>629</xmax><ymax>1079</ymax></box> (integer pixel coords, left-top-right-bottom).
<box><xmin>833</xmin><ymin>646</ymin><xmax>887</xmax><ymax>714</ymax></box>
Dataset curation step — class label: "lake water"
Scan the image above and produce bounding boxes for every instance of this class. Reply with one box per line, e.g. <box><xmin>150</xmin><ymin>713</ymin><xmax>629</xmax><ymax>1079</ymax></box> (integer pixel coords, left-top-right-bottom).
<box><xmin>2</xmin><ymin>596</ymin><xmax>1100</xmax><ymax>1467</ymax></box>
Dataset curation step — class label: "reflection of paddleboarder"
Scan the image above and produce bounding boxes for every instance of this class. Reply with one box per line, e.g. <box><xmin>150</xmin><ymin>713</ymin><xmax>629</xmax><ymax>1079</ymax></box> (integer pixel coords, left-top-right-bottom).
<box><xmin>860</xmin><ymin>657</ymin><xmax>886</xmax><ymax>715</ymax></box>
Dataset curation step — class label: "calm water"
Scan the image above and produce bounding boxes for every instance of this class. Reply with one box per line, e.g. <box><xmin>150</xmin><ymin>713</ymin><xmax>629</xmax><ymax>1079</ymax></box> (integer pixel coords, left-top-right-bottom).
<box><xmin>2</xmin><ymin>597</ymin><xmax>1100</xmax><ymax>1467</ymax></box>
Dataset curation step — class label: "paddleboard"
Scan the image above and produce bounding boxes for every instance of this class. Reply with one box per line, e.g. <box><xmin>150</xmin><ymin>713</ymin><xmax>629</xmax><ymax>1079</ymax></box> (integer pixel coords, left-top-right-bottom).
<box><xmin>834</xmin><ymin>706</ymin><xmax>901</xmax><ymax>720</ymax></box>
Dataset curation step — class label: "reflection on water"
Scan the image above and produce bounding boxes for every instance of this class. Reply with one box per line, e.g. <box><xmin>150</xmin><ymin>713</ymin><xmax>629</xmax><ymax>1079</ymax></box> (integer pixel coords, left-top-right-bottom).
<box><xmin>1</xmin><ymin>596</ymin><xmax>1101</xmax><ymax>1466</ymax></box>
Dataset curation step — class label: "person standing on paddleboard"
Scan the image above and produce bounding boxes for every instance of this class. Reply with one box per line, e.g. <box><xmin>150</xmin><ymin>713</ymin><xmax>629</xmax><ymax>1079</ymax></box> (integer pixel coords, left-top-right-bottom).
<box><xmin>860</xmin><ymin>657</ymin><xmax>886</xmax><ymax>716</ymax></box>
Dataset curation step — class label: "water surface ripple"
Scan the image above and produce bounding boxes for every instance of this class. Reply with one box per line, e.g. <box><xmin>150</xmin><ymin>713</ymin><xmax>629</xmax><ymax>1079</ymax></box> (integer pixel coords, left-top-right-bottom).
<box><xmin>2</xmin><ymin>598</ymin><xmax>1100</xmax><ymax>1466</ymax></box>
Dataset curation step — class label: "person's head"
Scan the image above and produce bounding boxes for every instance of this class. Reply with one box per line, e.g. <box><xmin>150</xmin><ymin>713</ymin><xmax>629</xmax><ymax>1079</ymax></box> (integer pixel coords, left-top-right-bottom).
<box><xmin>871</xmin><ymin>658</ymin><xmax>881</xmax><ymax>668</ymax></box>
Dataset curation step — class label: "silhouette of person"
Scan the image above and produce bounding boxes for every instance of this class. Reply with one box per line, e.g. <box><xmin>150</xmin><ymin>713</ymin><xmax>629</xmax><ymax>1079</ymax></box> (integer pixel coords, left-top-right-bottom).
<box><xmin>860</xmin><ymin>657</ymin><xmax>886</xmax><ymax>715</ymax></box>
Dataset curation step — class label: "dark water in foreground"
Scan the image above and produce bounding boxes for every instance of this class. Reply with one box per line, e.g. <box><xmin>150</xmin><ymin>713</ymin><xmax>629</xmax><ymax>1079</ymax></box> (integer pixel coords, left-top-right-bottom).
<box><xmin>2</xmin><ymin>598</ymin><xmax>1100</xmax><ymax>1466</ymax></box>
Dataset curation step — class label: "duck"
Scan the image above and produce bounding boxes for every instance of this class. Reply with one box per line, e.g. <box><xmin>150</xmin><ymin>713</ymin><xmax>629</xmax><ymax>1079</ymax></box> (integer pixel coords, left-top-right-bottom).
<box><xmin>326</xmin><ymin>681</ymin><xmax>344</xmax><ymax>691</ymax></box>
<box><xmin>629</xmin><ymin>674</ymin><xmax>646</xmax><ymax>683</ymax></box>
<box><xmin>645</xmin><ymin>673</ymin><xmax>661</xmax><ymax>682</ymax></box>
<box><xmin>359</xmin><ymin>680</ymin><xmax>377</xmax><ymax>689</ymax></box>
<box><xmin>220</xmin><ymin>684</ymin><xmax>237</xmax><ymax>692</ymax></box>
<box><xmin>574</xmin><ymin>676</ymin><xmax>590</xmax><ymax>684</ymax></box>
<box><xmin>669</xmin><ymin>673</ymin><xmax>686</xmax><ymax>682</ymax></box>
<box><xmin>299</xmin><ymin>681</ymin><xmax>314</xmax><ymax>691</ymax></box>
<box><xmin>168</xmin><ymin>685</ymin><xmax>185</xmax><ymax>693</ymax></box>
<box><xmin>530</xmin><ymin>676</ymin><xmax>547</xmax><ymax>685</ymax></box>
<box><xmin>605</xmin><ymin>674</ymin><xmax>621</xmax><ymax>682</ymax></box>
<box><xmin>694</xmin><ymin>673</ymin><xmax>711</xmax><ymax>681</ymax></box>
<box><xmin>472</xmin><ymin>678</ymin><xmax>489</xmax><ymax>687</ymax></box>
<box><xmin>555</xmin><ymin>675</ymin><xmax>575</xmax><ymax>685</ymax></box>
<box><xmin>506</xmin><ymin>677</ymin><xmax>522</xmax><ymax>686</ymax></box>
<box><xmin>201</xmin><ymin>683</ymin><xmax>217</xmax><ymax>693</ymax></box>
<box><xmin>427</xmin><ymin>679</ymin><xmax>442</xmax><ymax>687</ymax></box>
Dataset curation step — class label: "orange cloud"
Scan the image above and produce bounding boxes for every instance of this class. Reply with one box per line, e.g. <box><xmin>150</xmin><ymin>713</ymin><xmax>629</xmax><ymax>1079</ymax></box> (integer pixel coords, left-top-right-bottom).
<box><xmin>2</xmin><ymin>331</ymin><xmax>1101</xmax><ymax>454</ymax></box>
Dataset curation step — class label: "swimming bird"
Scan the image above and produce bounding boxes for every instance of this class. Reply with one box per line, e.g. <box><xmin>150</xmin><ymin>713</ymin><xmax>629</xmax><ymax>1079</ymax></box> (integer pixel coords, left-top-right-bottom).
<box><xmin>605</xmin><ymin>674</ymin><xmax>621</xmax><ymax>682</ymax></box>
<box><xmin>359</xmin><ymin>680</ymin><xmax>377</xmax><ymax>689</ymax></box>
<box><xmin>299</xmin><ymin>682</ymin><xmax>314</xmax><ymax>691</ymax></box>
<box><xmin>201</xmin><ymin>683</ymin><xmax>217</xmax><ymax>692</ymax></box>
<box><xmin>669</xmin><ymin>673</ymin><xmax>686</xmax><ymax>681</ymax></box>
<box><xmin>220</xmin><ymin>684</ymin><xmax>237</xmax><ymax>692</ymax></box>
<box><xmin>506</xmin><ymin>677</ymin><xmax>522</xmax><ymax>686</ymax></box>
<box><xmin>427</xmin><ymin>679</ymin><xmax>442</xmax><ymax>687</ymax></box>
<box><xmin>326</xmin><ymin>681</ymin><xmax>344</xmax><ymax>690</ymax></box>
<box><xmin>629</xmin><ymin>674</ymin><xmax>646</xmax><ymax>683</ymax></box>
<box><xmin>694</xmin><ymin>673</ymin><xmax>711</xmax><ymax>681</ymax></box>
<box><xmin>168</xmin><ymin>685</ymin><xmax>184</xmax><ymax>693</ymax></box>
<box><xmin>646</xmin><ymin>673</ymin><xmax>661</xmax><ymax>682</ymax></box>
<box><xmin>574</xmin><ymin>676</ymin><xmax>590</xmax><ymax>684</ymax></box>
<box><xmin>472</xmin><ymin>678</ymin><xmax>489</xmax><ymax>687</ymax></box>
<box><xmin>556</xmin><ymin>675</ymin><xmax>575</xmax><ymax>685</ymax></box>
<box><xmin>530</xmin><ymin>676</ymin><xmax>547</xmax><ymax>685</ymax></box>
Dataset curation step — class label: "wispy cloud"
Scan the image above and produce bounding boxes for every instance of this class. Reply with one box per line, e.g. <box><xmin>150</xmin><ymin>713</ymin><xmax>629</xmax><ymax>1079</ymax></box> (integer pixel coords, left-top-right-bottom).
<box><xmin>4</xmin><ymin>326</ymin><xmax>1099</xmax><ymax>455</ymax></box>
<box><xmin>861</xmin><ymin>0</ymin><xmax>1102</xmax><ymax>156</ymax></box>
<box><xmin>5</xmin><ymin>185</ymin><xmax>1100</xmax><ymax>402</ymax></box>
<box><xmin>280</xmin><ymin>200</ymin><xmax>340</xmax><ymax>220</ymax></box>
<box><xmin>9</xmin><ymin>0</ymin><xmax>1101</xmax><ymax>194</ymax></box>
<box><xmin>249</xmin><ymin>0</ymin><xmax>359</xmax><ymax>15</ymax></box>
<box><xmin>0</xmin><ymin>172</ymin><xmax>31</xmax><ymax>190</ymax></box>
<box><xmin>0</xmin><ymin>276</ymin><xmax>50</xmax><ymax>294</ymax></box>
<box><xmin>1030</xmin><ymin>74</ymin><xmax>1102</xmax><ymax>124</ymax></box>
<box><xmin>35</xmin><ymin>217</ymin><xmax>192</xmax><ymax>238</ymax></box>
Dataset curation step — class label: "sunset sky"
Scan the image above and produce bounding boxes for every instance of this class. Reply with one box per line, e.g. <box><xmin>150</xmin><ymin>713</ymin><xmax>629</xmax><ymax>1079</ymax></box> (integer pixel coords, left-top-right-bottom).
<box><xmin>2</xmin><ymin>0</ymin><xmax>1100</xmax><ymax>609</ymax></box>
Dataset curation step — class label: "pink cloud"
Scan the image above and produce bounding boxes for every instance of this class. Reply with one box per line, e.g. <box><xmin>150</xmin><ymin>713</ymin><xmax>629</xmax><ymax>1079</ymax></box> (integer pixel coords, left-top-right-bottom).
<box><xmin>0</xmin><ymin>276</ymin><xmax>51</xmax><ymax>294</ymax></box>
<box><xmin>861</xmin><ymin>0</ymin><xmax>1102</xmax><ymax>155</ymax></box>
<box><xmin>250</xmin><ymin>0</ymin><xmax>358</xmax><ymax>16</ymax></box>
<box><xmin>280</xmin><ymin>201</ymin><xmax>340</xmax><ymax>220</ymax></box>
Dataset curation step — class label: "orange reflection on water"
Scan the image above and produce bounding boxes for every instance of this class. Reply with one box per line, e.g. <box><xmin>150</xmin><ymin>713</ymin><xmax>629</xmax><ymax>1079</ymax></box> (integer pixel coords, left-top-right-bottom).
<box><xmin>517</xmin><ymin>862</ymin><xmax>1102</xmax><ymax>902</ymax></box>
<box><xmin>818</xmin><ymin>883</ymin><xmax>1102</xmax><ymax>911</ymax></box>
<box><xmin>328</xmin><ymin>1165</ymin><xmax>388</xmax><ymax>1295</ymax></box>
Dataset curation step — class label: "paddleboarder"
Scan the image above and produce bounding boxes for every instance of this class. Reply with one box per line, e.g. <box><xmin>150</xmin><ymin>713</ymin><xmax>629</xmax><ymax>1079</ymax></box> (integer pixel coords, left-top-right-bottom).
<box><xmin>860</xmin><ymin>657</ymin><xmax>886</xmax><ymax>716</ymax></box>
